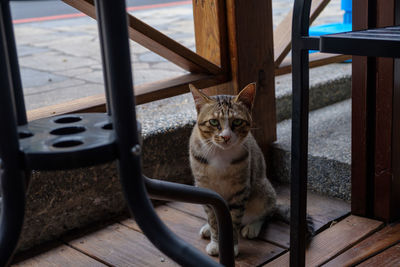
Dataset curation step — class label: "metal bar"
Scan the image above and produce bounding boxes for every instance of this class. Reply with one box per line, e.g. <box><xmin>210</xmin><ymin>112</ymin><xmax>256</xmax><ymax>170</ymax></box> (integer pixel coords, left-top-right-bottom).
<box><xmin>290</xmin><ymin>0</ymin><xmax>312</xmax><ymax>266</ymax></box>
<box><xmin>94</xmin><ymin>0</ymin><xmax>111</xmax><ymax>115</ymax></box>
<box><xmin>300</xmin><ymin>36</ymin><xmax>320</xmax><ymax>50</ymax></box>
<box><xmin>0</xmin><ymin>0</ymin><xmax>27</xmax><ymax>126</ymax></box>
<box><xmin>145</xmin><ymin>176</ymin><xmax>235</xmax><ymax>267</ymax></box>
<box><xmin>95</xmin><ymin>0</ymin><xmax>222</xmax><ymax>266</ymax></box>
<box><xmin>0</xmin><ymin>3</ymin><xmax>26</xmax><ymax>265</ymax></box>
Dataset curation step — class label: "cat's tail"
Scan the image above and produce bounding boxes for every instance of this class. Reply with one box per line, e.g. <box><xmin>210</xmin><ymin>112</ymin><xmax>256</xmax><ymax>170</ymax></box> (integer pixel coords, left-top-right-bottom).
<box><xmin>272</xmin><ymin>204</ymin><xmax>315</xmax><ymax>241</ymax></box>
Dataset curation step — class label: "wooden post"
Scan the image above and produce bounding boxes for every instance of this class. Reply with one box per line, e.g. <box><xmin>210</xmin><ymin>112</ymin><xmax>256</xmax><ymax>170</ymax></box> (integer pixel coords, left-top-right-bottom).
<box><xmin>192</xmin><ymin>0</ymin><xmax>277</xmax><ymax>153</ymax></box>
<box><xmin>352</xmin><ymin>0</ymin><xmax>400</xmax><ymax>222</ymax></box>
<box><xmin>351</xmin><ymin>0</ymin><xmax>372</xmax><ymax>218</ymax></box>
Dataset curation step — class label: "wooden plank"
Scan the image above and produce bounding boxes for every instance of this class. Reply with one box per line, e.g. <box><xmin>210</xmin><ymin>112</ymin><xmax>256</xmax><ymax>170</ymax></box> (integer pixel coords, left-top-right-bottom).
<box><xmin>65</xmin><ymin>223</ymin><xmax>179</xmax><ymax>267</ymax></box>
<box><xmin>167</xmin><ymin>184</ymin><xmax>350</xmax><ymax>249</ymax></box>
<box><xmin>263</xmin><ymin>215</ymin><xmax>383</xmax><ymax>267</ymax></box>
<box><xmin>191</xmin><ymin>0</ymin><xmax>233</xmax><ymax>97</ymax></box>
<box><xmin>121</xmin><ymin>205</ymin><xmax>285</xmax><ymax>267</ymax></box>
<box><xmin>274</xmin><ymin>185</ymin><xmax>350</xmax><ymax>231</ymax></box>
<box><xmin>358</xmin><ymin>243</ymin><xmax>400</xmax><ymax>267</ymax></box>
<box><xmin>225</xmin><ymin>0</ymin><xmax>276</xmax><ymax>154</ymax></box>
<box><xmin>26</xmin><ymin>73</ymin><xmax>227</xmax><ymax>121</ymax></box>
<box><xmin>273</xmin><ymin>0</ymin><xmax>331</xmax><ymax>67</ymax></box>
<box><xmin>373</xmin><ymin>0</ymin><xmax>400</xmax><ymax>222</ymax></box>
<box><xmin>324</xmin><ymin>222</ymin><xmax>400</xmax><ymax>266</ymax></box>
<box><xmin>392</xmin><ymin>0</ymin><xmax>400</xmax><ymax>222</ymax></box>
<box><xmin>192</xmin><ymin>0</ymin><xmax>228</xmax><ymax>70</ymax></box>
<box><xmin>275</xmin><ymin>52</ymin><xmax>351</xmax><ymax>76</ymax></box>
<box><xmin>62</xmin><ymin>0</ymin><xmax>221</xmax><ymax>75</ymax></box>
<box><xmin>12</xmin><ymin>243</ymin><xmax>106</xmax><ymax>267</ymax></box>
<box><xmin>351</xmin><ymin>0</ymin><xmax>370</xmax><ymax>217</ymax></box>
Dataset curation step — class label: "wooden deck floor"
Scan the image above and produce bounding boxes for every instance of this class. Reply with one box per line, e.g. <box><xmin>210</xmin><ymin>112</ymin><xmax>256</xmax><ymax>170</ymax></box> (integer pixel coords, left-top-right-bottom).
<box><xmin>12</xmin><ymin>186</ymin><xmax>400</xmax><ymax>266</ymax></box>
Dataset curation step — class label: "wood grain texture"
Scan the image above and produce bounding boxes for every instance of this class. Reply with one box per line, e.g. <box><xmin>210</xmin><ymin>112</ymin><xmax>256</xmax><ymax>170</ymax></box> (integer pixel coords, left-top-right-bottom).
<box><xmin>323</xmin><ymin>222</ymin><xmax>400</xmax><ymax>266</ymax></box>
<box><xmin>191</xmin><ymin>0</ymin><xmax>232</xmax><ymax>97</ymax></box>
<box><xmin>27</xmin><ymin>73</ymin><xmax>227</xmax><ymax>121</ymax></box>
<box><xmin>357</xmin><ymin>243</ymin><xmax>400</xmax><ymax>267</ymax></box>
<box><xmin>122</xmin><ymin>205</ymin><xmax>285</xmax><ymax>267</ymax></box>
<box><xmin>373</xmin><ymin>0</ymin><xmax>398</xmax><ymax>222</ymax></box>
<box><xmin>351</xmin><ymin>0</ymin><xmax>370</xmax><ymax>218</ymax></box>
<box><xmin>263</xmin><ymin>215</ymin><xmax>383</xmax><ymax>267</ymax></box>
<box><xmin>66</xmin><ymin>223</ymin><xmax>179</xmax><ymax>267</ymax></box>
<box><xmin>167</xmin><ymin>184</ymin><xmax>350</xmax><ymax>249</ymax></box>
<box><xmin>226</xmin><ymin>0</ymin><xmax>276</xmax><ymax>154</ymax></box>
<box><xmin>273</xmin><ymin>0</ymin><xmax>331</xmax><ymax>67</ymax></box>
<box><xmin>62</xmin><ymin>0</ymin><xmax>221</xmax><ymax>75</ymax></box>
<box><xmin>275</xmin><ymin>53</ymin><xmax>351</xmax><ymax>76</ymax></box>
<box><xmin>274</xmin><ymin>185</ymin><xmax>350</xmax><ymax>231</ymax></box>
<box><xmin>351</xmin><ymin>55</ymin><xmax>369</xmax><ymax>217</ymax></box>
<box><xmin>192</xmin><ymin>0</ymin><xmax>228</xmax><ymax>70</ymax></box>
<box><xmin>13</xmin><ymin>244</ymin><xmax>106</xmax><ymax>267</ymax></box>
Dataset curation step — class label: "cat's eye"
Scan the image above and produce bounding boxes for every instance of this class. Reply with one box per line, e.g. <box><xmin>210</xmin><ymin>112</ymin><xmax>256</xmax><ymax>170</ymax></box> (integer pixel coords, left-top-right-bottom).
<box><xmin>232</xmin><ymin>119</ymin><xmax>243</xmax><ymax>127</ymax></box>
<box><xmin>209</xmin><ymin>119</ymin><xmax>219</xmax><ymax>126</ymax></box>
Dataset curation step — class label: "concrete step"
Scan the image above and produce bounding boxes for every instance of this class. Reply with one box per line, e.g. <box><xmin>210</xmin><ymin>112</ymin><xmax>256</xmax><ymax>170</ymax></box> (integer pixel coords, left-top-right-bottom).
<box><xmin>269</xmin><ymin>99</ymin><xmax>351</xmax><ymax>201</ymax></box>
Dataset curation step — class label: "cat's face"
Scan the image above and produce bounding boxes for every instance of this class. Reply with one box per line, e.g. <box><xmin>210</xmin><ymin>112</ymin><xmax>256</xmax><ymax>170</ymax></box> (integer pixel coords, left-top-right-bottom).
<box><xmin>190</xmin><ymin>83</ymin><xmax>256</xmax><ymax>150</ymax></box>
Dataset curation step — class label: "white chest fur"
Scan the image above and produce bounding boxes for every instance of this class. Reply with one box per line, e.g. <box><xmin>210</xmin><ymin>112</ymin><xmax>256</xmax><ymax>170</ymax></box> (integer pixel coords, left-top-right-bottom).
<box><xmin>207</xmin><ymin>143</ymin><xmax>244</xmax><ymax>169</ymax></box>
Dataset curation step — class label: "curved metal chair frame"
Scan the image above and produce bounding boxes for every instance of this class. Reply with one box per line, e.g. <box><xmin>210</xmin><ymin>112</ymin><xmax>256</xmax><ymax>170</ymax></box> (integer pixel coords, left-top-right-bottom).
<box><xmin>0</xmin><ymin>0</ymin><xmax>234</xmax><ymax>266</ymax></box>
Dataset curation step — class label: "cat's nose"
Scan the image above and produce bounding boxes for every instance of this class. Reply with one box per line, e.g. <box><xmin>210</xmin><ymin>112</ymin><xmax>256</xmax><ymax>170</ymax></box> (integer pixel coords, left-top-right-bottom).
<box><xmin>221</xmin><ymin>135</ymin><xmax>231</xmax><ymax>142</ymax></box>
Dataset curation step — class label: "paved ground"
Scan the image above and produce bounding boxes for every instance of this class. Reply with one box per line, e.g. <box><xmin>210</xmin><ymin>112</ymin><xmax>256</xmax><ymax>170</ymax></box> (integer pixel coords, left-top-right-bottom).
<box><xmin>10</xmin><ymin>0</ymin><xmax>343</xmax><ymax>110</ymax></box>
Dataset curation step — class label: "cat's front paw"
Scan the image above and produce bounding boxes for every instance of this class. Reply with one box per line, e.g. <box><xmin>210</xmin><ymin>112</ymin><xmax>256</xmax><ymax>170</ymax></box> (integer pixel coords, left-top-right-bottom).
<box><xmin>206</xmin><ymin>240</ymin><xmax>219</xmax><ymax>256</ymax></box>
<box><xmin>199</xmin><ymin>223</ymin><xmax>211</xmax><ymax>239</ymax></box>
<box><xmin>234</xmin><ymin>244</ymin><xmax>239</xmax><ymax>257</ymax></box>
<box><xmin>241</xmin><ymin>220</ymin><xmax>263</xmax><ymax>239</ymax></box>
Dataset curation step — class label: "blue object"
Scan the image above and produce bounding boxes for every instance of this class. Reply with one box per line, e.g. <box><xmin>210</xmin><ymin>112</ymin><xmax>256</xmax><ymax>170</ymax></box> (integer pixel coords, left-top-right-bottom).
<box><xmin>341</xmin><ymin>0</ymin><xmax>352</xmax><ymax>24</ymax></box>
<box><xmin>309</xmin><ymin>0</ymin><xmax>352</xmax><ymax>60</ymax></box>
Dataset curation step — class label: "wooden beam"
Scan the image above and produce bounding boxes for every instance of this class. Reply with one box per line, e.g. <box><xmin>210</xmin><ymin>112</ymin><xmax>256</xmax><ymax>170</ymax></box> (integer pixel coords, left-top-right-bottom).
<box><xmin>226</xmin><ymin>0</ymin><xmax>277</xmax><ymax>153</ymax></box>
<box><xmin>275</xmin><ymin>52</ymin><xmax>351</xmax><ymax>76</ymax></box>
<box><xmin>192</xmin><ymin>0</ymin><xmax>228</xmax><ymax>71</ymax></box>
<box><xmin>352</xmin><ymin>0</ymin><xmax>400</xmax><ymax>222</ymax></box>
<box><xmin>351</xmin><ymin>0</ymin><xmax>371</xmax><ymax>218</ymax></box>
<box><xmin>273</xmin><ymin>0</ymin><xmax>331</xmax><ymax>67</ymax></box>
<box><xmin>192</xmin><ymin>0</ymin><xmax>233</xmax><ymax>97</ymax></box>
<box><xmin>27</xmin><ymin>73</ymin><xmax>227</xmax><ymax>121</ymax></box>
<box><xmin>373</xmin><ymin>0</ymin><xmax>400</xmax><ymax>221</ymax></box>
<box><xmin>62</xmin><ymin>0</ymin><xmax>221</xmax><ymax>75</ymax></box>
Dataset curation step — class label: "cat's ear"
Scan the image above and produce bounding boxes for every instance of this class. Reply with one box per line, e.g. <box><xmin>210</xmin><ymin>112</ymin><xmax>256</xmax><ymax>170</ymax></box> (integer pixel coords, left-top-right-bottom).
<box><xmin>234</xmin><ymin>82</ymin><xmax>256</xmax><ymax>110</ymax></box>
<box><xmin>189</xmin><ymin>84</ymin><xmax>212</xmax><ymax>113</ymax></box>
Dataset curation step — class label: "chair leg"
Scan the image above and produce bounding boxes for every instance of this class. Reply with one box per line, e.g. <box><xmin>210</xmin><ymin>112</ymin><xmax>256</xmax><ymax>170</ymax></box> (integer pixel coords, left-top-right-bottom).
<box><xmin>0</xmin><ymin>0</ymin><xmax>27</xmax><ymax>126</ymax></box>
<box><xmin>290</xmin><ymin>47</ymin><xmax>310</xmax><ymax>267</ymax></box>
<box><xmin>144</xmin><ymin>176</ymin><xmax>235</xmax><ymax>267</ymax></box>
<box><xmin>0</xmin><ymin>168</ymin><xmax>26</xmax><ymax>267</ymax></box>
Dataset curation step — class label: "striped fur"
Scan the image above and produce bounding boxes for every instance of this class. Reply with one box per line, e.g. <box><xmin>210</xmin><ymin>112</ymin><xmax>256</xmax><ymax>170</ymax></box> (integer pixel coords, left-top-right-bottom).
<box><xmin>189</xmin><ymin>83</ymin><xmax>278</xmax><ymax>257</ymax></box>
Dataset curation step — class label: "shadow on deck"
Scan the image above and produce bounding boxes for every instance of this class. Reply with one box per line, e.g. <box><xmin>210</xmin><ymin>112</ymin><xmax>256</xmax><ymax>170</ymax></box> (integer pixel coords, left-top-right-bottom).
<box><xmin>12</xmin><ymin>185</ymin><xmax>400</xmax><ymax>266</ymax></box>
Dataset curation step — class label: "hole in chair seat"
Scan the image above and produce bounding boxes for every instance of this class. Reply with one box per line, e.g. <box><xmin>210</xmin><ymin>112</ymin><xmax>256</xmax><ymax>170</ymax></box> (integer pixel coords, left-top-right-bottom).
<box><xmin>50</xmin><ymin>126</ymin><xmax>86</xmax><ymax>136</ymax></box>
<box><xmin>102</xmin><ymin>123</ymin><xmax>113</xmax><ymax>130</ymax></box>
<box><xmin>54</xmin><ymin>116</ymin><xmax>82</xmax><ymax>124</ymax></box>
<box><xmin>52</xmin><ymin>140</ymin><xmax>83</xmax><ymax>148</ymax></box>
<box><xmin>18</xmin><ymin>131</ymin><xmax>34</xmax><ymax>139</ymax></box>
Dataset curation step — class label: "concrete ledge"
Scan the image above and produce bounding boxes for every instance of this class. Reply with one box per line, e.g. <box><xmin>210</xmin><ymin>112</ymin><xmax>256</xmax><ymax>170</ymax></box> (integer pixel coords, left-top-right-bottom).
<box><xmin>270</xmin><ymin>99</ymin><xmax>351</xmax><ymax>201</ymax></box>
<box><xmin>16</xmin><ymin>63</ymin><xmax>351</xmax><ymax>251</ymax></box>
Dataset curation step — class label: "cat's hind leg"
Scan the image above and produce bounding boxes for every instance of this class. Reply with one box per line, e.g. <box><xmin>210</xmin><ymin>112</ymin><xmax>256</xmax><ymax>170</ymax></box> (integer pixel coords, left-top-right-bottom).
<box><xmin>241</xmin><ymin>182</ymin><xmax>276</xmax><ymax>239</ymax></box>
<box><xmin>199</xmin><ymin>223</ymin><xmax>211</xmax><ymax>239</ymax></box>
<box><xmin>241</xmin><ymin>219</ymin><xmax>264</xmax><ymax>239</ymax></box>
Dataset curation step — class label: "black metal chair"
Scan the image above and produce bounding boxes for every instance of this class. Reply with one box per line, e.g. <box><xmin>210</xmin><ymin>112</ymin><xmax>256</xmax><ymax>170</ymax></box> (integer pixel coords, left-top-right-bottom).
<box><xmin>0</xmin><ymin>0</ymin><xmax>234</xmax><ymax>266</ymax></box>
<box><xmin>290</xmin><ymin>0</ymin><xmax>400</xmax><ymax>266</ymax></box>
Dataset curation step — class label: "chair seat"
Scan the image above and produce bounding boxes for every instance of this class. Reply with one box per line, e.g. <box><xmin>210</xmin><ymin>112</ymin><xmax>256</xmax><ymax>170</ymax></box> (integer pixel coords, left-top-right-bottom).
<box><xmin>18</xmin><ymin>113</ymin><xmax>117</xmax><ymax>170</ymax></box>
<box><xmin>320</xmin><ymin>26</ymin><xmax>400</xmax><ymax>58</ymax></box>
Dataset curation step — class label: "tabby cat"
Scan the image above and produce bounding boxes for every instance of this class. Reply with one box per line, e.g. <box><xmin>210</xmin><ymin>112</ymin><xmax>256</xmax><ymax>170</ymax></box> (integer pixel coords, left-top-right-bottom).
<box><xmin>189</xmin><ymin>83</ymin><xmax>313</xmax><ymax>257</ymax></box>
